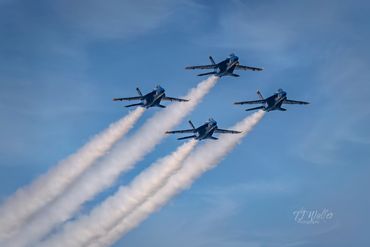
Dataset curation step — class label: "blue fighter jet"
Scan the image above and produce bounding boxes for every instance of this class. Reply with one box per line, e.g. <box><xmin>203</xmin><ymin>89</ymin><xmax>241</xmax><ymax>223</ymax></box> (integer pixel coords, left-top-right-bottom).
<box><xmin>234</xmin><ymin>89</ymin><xmax>309</xmax><ymax>112</ymax></box>
<box><xmin>185</xmin><ymin>53</ymin><xmax>263</xmax><ymax>77</ymax></box>
<box><xmin>165</xmin><ymin>118</ymin><xmax>241</xmax><ymax>140</ymax></box>
<box><xmin>113</xmin><ymin>85</ymin><xmax>189</xmax><ymax>108</ymax></box>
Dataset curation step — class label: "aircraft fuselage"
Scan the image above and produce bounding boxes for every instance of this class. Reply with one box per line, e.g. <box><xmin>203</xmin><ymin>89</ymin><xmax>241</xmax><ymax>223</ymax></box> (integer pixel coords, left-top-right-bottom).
<box><xmin>142</xmin><ymin>88</ymin><xmax>165</xmax><ymax>108</ymax></box>
<box><xmin>216</xmin><ymin>56</ymin><xmax>239</xmax><ymax>77</ymax></box>
<box><xmin>195</xmin><ymin>121</ymin><xmax>218</xmax><ymax>140</ymax></box>
<box><xmin>264</xmin><ymin>92</ymin><xmax>287</xmax><ymax>112</ymax></box>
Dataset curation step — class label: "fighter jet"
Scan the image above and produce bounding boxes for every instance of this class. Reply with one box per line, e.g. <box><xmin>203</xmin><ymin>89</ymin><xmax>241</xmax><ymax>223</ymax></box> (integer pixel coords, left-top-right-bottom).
<box><xmin>113</xmin><ymin>85</ymin><xmax>189</xmax><ymax>108</ymax></box>
<box><xmin>234</xmin><ymin>89</ymin><xmax>309</xmax><ymax>112</ymax></box>
<box><xmin>165</xmin><ymin>118</ymin><xmax>241</xmax><ymax>140</ymax></box>
<box><xmin>185</xmin><ymin>53</ymin><xmax>263</xmax><ymax>77</ymax></box>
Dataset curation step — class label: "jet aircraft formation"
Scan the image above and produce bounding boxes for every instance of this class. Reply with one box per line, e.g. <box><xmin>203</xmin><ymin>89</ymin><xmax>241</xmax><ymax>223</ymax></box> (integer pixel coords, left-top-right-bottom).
<box><xmin>114</xmin><ymin>54</ymin><xmax>309</xmax><ymax>140</ymax></box>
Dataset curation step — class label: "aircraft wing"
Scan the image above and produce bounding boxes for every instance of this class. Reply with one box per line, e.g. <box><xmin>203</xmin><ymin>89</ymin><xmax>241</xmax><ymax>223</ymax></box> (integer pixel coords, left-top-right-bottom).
<box><xmin>283</xmin><ymin>99</ymin><xmax>309</xmax><ymax>105</ymax></box>
<box><xmin>113</xmin><ymin>96</ymin><xmax>143</xmax><ymax>101</ymax></box>
<box><xmin>162</xmin><ymin>96</ymin><xmax>189</xmax><ymax>102</ymax></box>
<box><xmin>234</xmin><ymin>100</ymin><xmax>265</xmax><ymax>105</ymax></box>
<box><xmin>214</xmin><ymin>128</ymin><xmax>241</xmax><ymax>134</ymax></box>
<box><xmin>235</xmin><ymin>64</ymin><xmax>263</xmax><ymax>71</ymax></box>
<box><xmin>165</xmin><ymin>129</ymin><xmax>195</xmax><ymax>134</ymax></box>
<box><xmin>185</xmin><ymin>64</ymin><xmax>217</xmax><ymax>70</ymax></box>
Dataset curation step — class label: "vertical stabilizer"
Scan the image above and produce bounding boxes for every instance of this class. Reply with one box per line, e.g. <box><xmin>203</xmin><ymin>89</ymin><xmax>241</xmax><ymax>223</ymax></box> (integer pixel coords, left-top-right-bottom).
<box><xmin>209</xmin><ymin>56</ymin><xmax>216</xmax><ymax>65</ymax></box>
<box><xmin>136</xmin><ymin>88</ymin><xmax>143</xmax><ymax>97</ymax></box>
<box><xmin>257</xmin><ymin>90</ymin><xmax>264</xmax><ymax>100</ymax></box>
<box><xmin>188</xmin><ymin>120</ymin><xmax>196</xmax><ymax>130</ymax></box>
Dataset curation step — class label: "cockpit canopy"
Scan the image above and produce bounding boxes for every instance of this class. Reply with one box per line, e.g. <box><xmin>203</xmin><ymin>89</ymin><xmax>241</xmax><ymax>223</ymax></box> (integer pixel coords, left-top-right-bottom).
<box><xmin>208</xmin><ymin>118</ymin><xmax>217</xmax><ymax>125</ymax></box>
<box><xmin>277</xmin><ymin>88</ymin><xmax>286</xmax><ymax>97</ymax></box>
<box><xmin>229</xmin><ymin>53</ymin><xmax>239</xmax><ymax>61</ymax></box>
<box><xmin>154</xmin><ymin>85</ymin><xmax>165</xmax><ymax>93</ymax></box>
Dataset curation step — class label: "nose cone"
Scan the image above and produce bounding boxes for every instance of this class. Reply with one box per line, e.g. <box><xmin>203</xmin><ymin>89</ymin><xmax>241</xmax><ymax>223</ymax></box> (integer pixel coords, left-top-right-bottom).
<box><xmin>277</xmin><ymin>89</ymin><xmax>287</xmax><ymax>97</ymax></box>
<box><xmin>155</xmin><ymin>85</ymin><xmax>164</xmax><ymax>93</ymax></box>
<box><xmin>208</xmin><ymin>118</ymin><xmax>217</xmax><ymax>126</ymax></box>
<box><xmin>229</xmin><ymin>53</ymin><xmax>238</xmax><ymax>61</ymax></box>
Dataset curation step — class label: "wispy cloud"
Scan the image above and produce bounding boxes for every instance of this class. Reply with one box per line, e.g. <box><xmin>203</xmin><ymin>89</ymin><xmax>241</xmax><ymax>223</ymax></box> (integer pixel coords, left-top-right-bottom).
<box><xmin>0</xmin><ymin>0</ymin><xmax>190</xmax><ymax>170</ymax></box>
<box><xmin>51</xmin><ymin>0</ymin><xmax>183</xmax><ymax>40</ymax></box>
<box><xmin>296</xmin><ymin>51</ymin><xmax>370</xmax><ymax>166</ymax></box>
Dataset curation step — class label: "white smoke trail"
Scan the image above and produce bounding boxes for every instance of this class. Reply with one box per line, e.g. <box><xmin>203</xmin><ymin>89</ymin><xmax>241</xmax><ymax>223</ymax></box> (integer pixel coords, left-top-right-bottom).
<box><xmin>4</xmin><ymin>76</ymin><xmax>218</xmax><ymax>247</ymax></box>
<box><xmin>92</xmin><ymin>111</ymin><xmax>265</xmax><ymax>247</ymax></box>
<box><xmin>0</xmin><ymin>107</ymin><xmax>144</xmax><ymax>240</ymax></box>
<box><xmin>39</xmin><ymin>140</ymin><xmax>197</xmax><ymax>247</ymax></box>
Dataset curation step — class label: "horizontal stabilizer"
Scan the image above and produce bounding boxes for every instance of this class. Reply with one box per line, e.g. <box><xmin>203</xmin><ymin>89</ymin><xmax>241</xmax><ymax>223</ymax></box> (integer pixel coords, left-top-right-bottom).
<box><xmin>278</xmin><ymin>107</ymin><xmax>287</xmax><ymax>111</ymax></box>
<box><xmin>165</xmin><ymin>129</ymin><xmax>195</xmax><ymax>134</ymax></box>
<box><xmin>234</xmin><ymin>99</ymin><xmax>265</xmax><ymax>105</ymax></box>
<box><xmin>197</xmin><ymin>71</ymin><xmax>217</xmax><ymax>76</ymax></box>
<box><xmin>245</xmin><ymin>106</ymin><xmax>265</xmax><ymax>111</ymax></box>
<box><xmin>235</xmin><ymin>65</ymin><xmax>263</xmax><ymax>71</ymax></box>
<box><xmin>209</xmin><ymin>136</ymin><xmax>218</xmax><ymax>140</ymax></box>
<box><xmin>162</xmin><ymin>96</ymin><xmax>189</xmax><ymax>102</ymax></box>
<box><xmin>178</xmin><ymin>135</ymin><xmax>196</xmax><ymax>140</ymax></box>
<box><xmin>113</xmin><ymin>96</ymin><xmax>143</xmax><ymax>101</ymax></box>
<box><xmin>231</xmin><ymin>73</ymin><xmax>240</xmax><ymax>77</ymax></box>
<box><xmin>214</xmin><ymin>128</ymin><xmax>241</xmax><ymax>134</ymax></box>
<box><xmin>283</xmin><ymin>99</ymin><xmax>309</xmax><ymax>105</ymax></box>
<box><xmin>125</xmin><ymin>103</ymin><xmax>144</xmax><ymax>108</ymax></box>
<box><xmin>185</xmin><ymin>64</ymin><xmax>216</xmax><ymax>70</ymax></box>
<box><xmin>157</xmin><ymin>104</ymin><xmax>166</xmax><ymax>108</ymax></box>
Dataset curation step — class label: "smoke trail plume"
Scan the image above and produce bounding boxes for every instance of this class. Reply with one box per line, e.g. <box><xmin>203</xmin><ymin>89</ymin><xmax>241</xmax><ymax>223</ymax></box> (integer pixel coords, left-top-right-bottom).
<box><xmin>4</xmin><ymin>76</ymin><xmax>218</xmax><ymax>247</ymax></box>
<box><xmin>0</xmin><ymin>107</ymin><xmax>144</xmax><ymax>240</ymax></box>
<box><xmin>92</xmin><ymin>111</ymin><xmax>265</xmax><ymax>247</ymax></box>
<box><xmin>40</xmin><ymin>140</ymin><xmax>197</xmax><ymax>247</ymax></box>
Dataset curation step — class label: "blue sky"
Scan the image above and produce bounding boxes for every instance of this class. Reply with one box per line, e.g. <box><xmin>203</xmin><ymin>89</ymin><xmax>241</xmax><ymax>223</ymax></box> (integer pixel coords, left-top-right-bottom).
<box><xmin>1</xmin><ymin>0</ymin><xmax>370</xmax><ymax>246</ymax></box>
